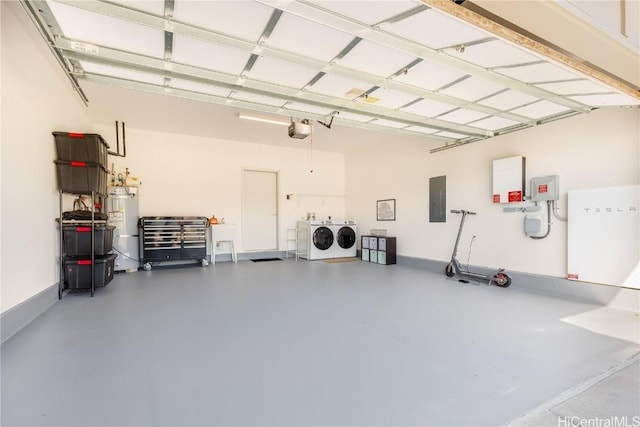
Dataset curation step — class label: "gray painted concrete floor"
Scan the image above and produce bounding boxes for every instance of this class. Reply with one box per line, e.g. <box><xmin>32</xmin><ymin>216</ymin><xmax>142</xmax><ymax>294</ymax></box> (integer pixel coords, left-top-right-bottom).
<box><xmin>1</xmin><ymin>259</ymin><xmax>639</xmax><ymax>426</ymax></box>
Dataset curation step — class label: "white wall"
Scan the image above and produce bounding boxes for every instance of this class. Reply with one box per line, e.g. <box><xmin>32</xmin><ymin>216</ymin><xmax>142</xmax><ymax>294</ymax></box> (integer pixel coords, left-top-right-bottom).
<box><xmin>92</xmin><ymin>124</ymin><xmax>345</xmax><ymax>254</ymax></box>
<box><xmin>346</xmin><ymin>108</ymin><xmax>640</xmax><ymax>279</ymax></box>
<box><xmin>1</xmin><ymin>2</ymin><xmax>94</xmax><ymax>312</ymax></box>
<box><xmin>0</xmin><ymin>0</ymin><xmax>344</xmax><ymax>314</ymax></box>
<box><xmin>2</xmin><ymin>0</ymin><xmax>637</xmax><ymax>316</ymax></box>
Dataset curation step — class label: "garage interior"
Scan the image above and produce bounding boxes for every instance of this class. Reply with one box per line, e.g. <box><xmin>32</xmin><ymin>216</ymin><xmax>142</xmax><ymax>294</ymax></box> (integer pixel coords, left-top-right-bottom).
<box><xmin>1</xmin><ymin>0</ymin><xmax>639</xmax><ymax>426</ymax></box>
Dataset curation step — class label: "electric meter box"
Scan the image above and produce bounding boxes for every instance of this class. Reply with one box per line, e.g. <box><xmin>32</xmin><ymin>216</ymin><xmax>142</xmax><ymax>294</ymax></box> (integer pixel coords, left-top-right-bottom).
<box><xmin>531</xmin><ymin>175</ymin><xmax>559</xmax><ymax>201</ymax></box>
<box><xmin>492</xmin><ymin>156</ymin><xmax>526</xmax><ymax>203</ymax></box>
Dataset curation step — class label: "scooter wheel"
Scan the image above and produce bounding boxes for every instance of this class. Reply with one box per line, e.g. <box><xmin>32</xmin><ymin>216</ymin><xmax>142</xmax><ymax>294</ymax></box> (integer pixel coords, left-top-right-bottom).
<box><xmin>492</xmin><ymin>272</ymin><xmax>511</xmax><ymax>287</ymax></box>
<box><xmin>445</xmin><ymin>263</ymin><xmax>455</xmax><ymax>277</ymax></box>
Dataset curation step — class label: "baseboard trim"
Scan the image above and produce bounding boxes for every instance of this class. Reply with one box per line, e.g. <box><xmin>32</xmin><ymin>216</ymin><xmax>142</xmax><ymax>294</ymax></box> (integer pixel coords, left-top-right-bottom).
<box><xmin>396</xmin><ymin>255</ymin><xmax>639</xmax><ymax>310</ymax></box>
<box><xmin>1</xmin><ymin>283</ymin><xmax>59</xmax><ymax>345</ymax></box>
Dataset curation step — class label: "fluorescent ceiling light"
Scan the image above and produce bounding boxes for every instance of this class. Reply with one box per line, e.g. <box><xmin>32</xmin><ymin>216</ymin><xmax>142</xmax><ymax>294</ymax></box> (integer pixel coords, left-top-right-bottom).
<box><xmin>238</xmin><ymin>113</ymin><xmax>290</xmax><ymax>126</ymax></box>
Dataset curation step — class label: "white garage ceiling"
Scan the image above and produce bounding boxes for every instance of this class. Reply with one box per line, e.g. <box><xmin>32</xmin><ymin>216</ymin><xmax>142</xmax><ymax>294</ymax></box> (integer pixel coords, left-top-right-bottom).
<box><xmin>22</xmin><ymin>0</ymin><xmax>640</xmax><ymax>151</ymax></box>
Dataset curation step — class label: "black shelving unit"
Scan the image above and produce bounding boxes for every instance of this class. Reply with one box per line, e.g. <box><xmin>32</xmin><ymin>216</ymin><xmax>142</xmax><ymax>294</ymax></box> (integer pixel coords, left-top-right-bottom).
<box><xmin>54</xmin><ymin>131</ymin><xmax>112</xmax><ymax>298</ymax></box>
<box><xmin>58</xmin><ymin>190</ymin><xmax>115</xmax><ymax>298</ymax></box>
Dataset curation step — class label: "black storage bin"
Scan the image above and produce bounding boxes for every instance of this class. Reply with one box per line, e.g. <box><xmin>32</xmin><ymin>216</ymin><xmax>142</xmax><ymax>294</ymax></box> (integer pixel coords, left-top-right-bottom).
<box><xmin>63</xmin><ymin>225</ymin><xmax>115</xmax><ymax>256</ymax></box>
<box><xmin>53</xmin><ymin>132</ymin><xmax>109</xmax><ymax>168</ymax></box>
<box><xmin>55</xmin><ymin>160</ymin><xmax>108</xmax><ymax>195</ymax></box>
<box><xmin>64</xmin><ymin>254</ymin><xmax>116</xmax><ymax>289</ymax></box>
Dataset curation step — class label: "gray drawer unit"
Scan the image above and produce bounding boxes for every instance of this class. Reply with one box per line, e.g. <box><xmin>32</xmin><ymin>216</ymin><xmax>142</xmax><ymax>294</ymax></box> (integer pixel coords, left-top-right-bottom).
<box><xmin>139</xmin><ymin>216</ymin><xmax>208</xmax><ymax>270</ymax></box>
<box><xmin>361</xmin><ymin>235</ymin><xmax>396</xmax><ymax>265</ymax></box>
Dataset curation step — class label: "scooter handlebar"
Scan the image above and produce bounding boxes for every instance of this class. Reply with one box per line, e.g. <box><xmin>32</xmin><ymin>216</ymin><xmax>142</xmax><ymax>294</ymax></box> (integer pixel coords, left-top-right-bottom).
<box><xmin>450</xmin><ymin>209</ymin><xmax>477</xmax><ymax>215</ymax></box>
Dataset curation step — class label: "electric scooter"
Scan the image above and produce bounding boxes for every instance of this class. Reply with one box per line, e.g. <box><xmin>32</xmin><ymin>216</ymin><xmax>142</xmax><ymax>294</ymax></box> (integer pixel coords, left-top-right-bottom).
<box><xmin>445</xmin><ymin>209</ymin><xmax>511</xmax><ymax>287</ymax></box>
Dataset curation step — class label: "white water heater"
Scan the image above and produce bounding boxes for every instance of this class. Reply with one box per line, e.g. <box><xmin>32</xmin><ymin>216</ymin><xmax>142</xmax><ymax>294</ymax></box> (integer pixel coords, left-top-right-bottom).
<box><xmin>107</xmin><ymin>186</ymin><xmax>140</xmax><ymax>272</ymax></box>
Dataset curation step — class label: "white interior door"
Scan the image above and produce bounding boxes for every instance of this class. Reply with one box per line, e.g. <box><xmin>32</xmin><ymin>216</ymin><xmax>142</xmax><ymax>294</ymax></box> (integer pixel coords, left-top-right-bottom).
<box><xmin>242</xmin><ymin>170</ymin><xmax>278</xmax><ymax>251</ymax></box>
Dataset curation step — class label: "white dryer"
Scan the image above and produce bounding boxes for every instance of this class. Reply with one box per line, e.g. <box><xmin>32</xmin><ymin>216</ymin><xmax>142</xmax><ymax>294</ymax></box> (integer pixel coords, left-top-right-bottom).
<box><xmin>333</xmin><ymin>220</ymin><xmax>357</xmax><ymax>258</ymax></box>
<box><xmin>297</xmin><ymin>220</ymin><xmax>335</xmax><ymax>260</ymax></box>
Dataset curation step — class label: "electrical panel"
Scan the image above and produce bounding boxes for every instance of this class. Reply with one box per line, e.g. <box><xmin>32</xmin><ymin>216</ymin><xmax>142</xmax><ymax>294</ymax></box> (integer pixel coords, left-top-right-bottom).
<box><xmin>531</xmin><ymin>175</ymin><xmax>559</xmax><ymax>201</ymax></box>
<box><xmin>492</xmin><ymin>156</ymin><xmax>526</xmax><ymax>204</ymax></box>
<box><xmin>429</xmin><ymin>175</ymin><xmax>446</xmax><ymax>223</ymax></box>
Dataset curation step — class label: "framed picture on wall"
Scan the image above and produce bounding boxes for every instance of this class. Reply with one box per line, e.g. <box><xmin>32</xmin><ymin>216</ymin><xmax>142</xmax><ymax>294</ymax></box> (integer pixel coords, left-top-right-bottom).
<box><xmin>377</xmin><ymin>199</ymin><xmax>396</xmax><ymax>221</ymax></box>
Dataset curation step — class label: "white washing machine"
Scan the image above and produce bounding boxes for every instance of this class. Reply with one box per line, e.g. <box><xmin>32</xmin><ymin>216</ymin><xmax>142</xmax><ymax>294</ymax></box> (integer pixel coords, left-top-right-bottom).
<box><xmin>297</xmin><ymin>220</ymin><xmax>335</xmax><ymax>260</ymax></box>
<box><xmin>333</xmin><ymin>220</ymin><xmax>357</xmax><ymax>258</ymax></box>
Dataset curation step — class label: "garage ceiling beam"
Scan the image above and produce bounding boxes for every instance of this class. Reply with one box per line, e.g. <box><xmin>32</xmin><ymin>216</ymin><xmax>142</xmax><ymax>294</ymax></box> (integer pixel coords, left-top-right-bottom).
<box><xmin>80</xmin><ymin>73</ymin><xmax>466</xmax><ymax>144</ymax></box>
<box><xmin>58</xmin><ymin>39</ymin><xmax>492</xmax><ymax>137</ymax></box>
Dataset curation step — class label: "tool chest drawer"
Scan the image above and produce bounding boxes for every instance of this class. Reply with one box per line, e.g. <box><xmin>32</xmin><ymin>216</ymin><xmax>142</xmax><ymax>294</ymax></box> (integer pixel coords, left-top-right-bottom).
<box><xmin>138</xmin><ymin>217</ymin><xmax>208</xmax><ymax>269</ymax></box>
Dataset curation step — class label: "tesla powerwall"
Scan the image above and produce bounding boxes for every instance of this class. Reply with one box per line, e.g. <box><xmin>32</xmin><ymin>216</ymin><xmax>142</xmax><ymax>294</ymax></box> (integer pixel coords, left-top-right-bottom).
<box><xmin>567</xmin><ymin>185</ymin><xmax>639</xmax><ymax>289</ymax></box>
